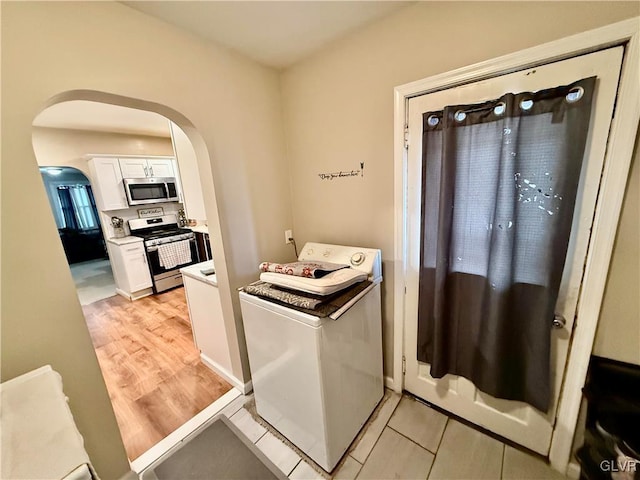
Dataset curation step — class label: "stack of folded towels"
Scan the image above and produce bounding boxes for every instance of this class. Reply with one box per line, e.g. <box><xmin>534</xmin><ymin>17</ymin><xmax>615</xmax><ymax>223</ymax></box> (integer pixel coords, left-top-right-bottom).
<box><xmin>243</xmin><ymin>261</ymin><xmax>370</xmax><ymax>313</ymax></box>
<box><xmin>259</xmin><ymin>261</ymin><xmax>348</xmax><ymax>278</ymax></box>
<box><xmin>257</xmin><ymin>261</ymin><xmax>367</xmax><ymax>296</ymax></box>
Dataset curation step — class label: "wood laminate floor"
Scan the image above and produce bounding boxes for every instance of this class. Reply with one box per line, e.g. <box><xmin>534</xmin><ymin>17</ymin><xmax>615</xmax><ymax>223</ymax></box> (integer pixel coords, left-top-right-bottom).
<box><xmin>82</xmin><ymin>287</ymin><xmax>233</xmax><ymax>460</ymax></box>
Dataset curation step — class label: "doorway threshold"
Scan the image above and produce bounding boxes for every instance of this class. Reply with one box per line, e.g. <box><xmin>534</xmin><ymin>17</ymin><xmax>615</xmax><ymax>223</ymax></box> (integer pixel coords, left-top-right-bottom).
<box><xmin>130</xmin><ymin>387</ymin><xmax>242</xmax><ymax>474</ymax></box>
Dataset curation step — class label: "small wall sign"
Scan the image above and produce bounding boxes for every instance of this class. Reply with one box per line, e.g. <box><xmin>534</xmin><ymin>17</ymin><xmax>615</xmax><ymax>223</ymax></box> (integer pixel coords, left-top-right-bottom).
<box><xmin>318</xmin><ymin>162</ymin><xmax>365</xmax><ymax>181</ymax></box>
<box><xmin>138</xmin><ymin>207</ymin><xmax>164</xmax><ymax>218</ymax></box>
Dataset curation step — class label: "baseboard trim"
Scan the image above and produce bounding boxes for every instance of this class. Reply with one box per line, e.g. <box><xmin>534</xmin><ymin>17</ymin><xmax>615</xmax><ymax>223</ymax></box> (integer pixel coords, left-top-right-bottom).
<box><xmin>115</xmin><ymin>288</ymin><xmax>130</xmax><ymax>300</ymax></box>
<box><xmin>384</xmin><ymin>375</ymin><xmax>400</xmax><ymax>392</ymax></box>
<box><xmin>117</xmin><ymin>470</ymin><xmax>139</xmax><ymax>480</ymax></box>
<box><xmin>115</xmin><ymin>287</ymin><xmax>152</xmax><ymax>301</ymax></box>
<box><xmin>199</xmin><ymin>353</ymin><xmax>252</xmax><ymax>394</ymax></box>
<box><xmin>242</xmin><ymin>379</ymin><xmax>253</xmax><ymax>395</ymax></box>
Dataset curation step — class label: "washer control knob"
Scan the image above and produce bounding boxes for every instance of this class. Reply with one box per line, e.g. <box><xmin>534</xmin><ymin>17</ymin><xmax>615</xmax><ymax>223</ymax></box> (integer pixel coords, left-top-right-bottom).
<box><xmin>306</xmin><ymin>249</ymin><xmax>314</xmax><ymax>255</ymax></box>
<box><xmin>351</xmin><ymin>252</ymin><xmax>365</xmax><ymax>266</ymax></box>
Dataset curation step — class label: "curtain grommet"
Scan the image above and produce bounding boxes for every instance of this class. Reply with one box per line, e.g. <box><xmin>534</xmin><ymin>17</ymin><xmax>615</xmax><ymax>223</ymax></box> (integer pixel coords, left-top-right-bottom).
<box><xmin>494</xmin><ymin>102</ymin><xmax>506</xmax><ymax>116</ymax></box>
<box><xmin>520</xmin><ymin>99</ymin><xmax>534</xmax><ymax>111</ymax></box>
<box><xmin>566</xmin><ymin>86</ymin><xmax>584</xmax><ymax>103</ymax></box>
<box><xmin>454</xmin><ymin>110</ymin><xmax>466</xmax><ymax>122</ymax></box>
<box><xmin>427</xmin><ymin>115</ymin><xmax>440</xmax><ymax>127</ymax></box>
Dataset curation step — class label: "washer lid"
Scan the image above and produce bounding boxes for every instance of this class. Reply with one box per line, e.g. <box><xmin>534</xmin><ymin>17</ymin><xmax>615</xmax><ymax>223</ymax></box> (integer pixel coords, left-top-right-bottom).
<box><xmin>298</xmin><ymin>242</ymin><xmax>382</xmax><ymax>281</ymax></box>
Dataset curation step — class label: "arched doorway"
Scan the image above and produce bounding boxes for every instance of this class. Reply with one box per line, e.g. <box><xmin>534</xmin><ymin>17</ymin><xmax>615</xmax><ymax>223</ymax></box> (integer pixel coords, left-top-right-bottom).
<box><xmin>39</xmin><ymin>165</ymin><xmax>115</xmax><ymax>305</ymax></box>
<box><xmin>32</xmin><ymin>97</ymin><xmax>241</xmax><ymax>468</ymax></box>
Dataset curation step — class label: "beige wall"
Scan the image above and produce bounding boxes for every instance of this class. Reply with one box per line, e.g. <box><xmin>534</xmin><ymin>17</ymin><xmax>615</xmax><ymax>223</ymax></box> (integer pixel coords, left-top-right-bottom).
<box><xmin>32</xmin><ymin>126</ymin><xmax>174</xmax><ymax>177</ymax></box>
<box><xmin>1</xmin><ymin>2</ymin><xmax>290</xmax><ymax>478</ymax></box>
<box><xmin>593</xmin><ymin>134</ymin><xmax>640</xmax><ymax>365</ymax></box>
<box><xmin>170</xmin><ymin>122</ymin><xmax>208</xmax><ymax>223</ymax></box>
<box><xmin>281</xmin><ymin>2</ymin><xmax>640</xmax><ymax>379</ymax></box>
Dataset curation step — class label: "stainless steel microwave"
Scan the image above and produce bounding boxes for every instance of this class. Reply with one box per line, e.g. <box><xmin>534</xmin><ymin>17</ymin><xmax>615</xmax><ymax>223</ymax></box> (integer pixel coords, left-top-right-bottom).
<box><xmin>123</xmin><ymin>177</ymin><xmax>179</xmax><ymax>206</ymax></box>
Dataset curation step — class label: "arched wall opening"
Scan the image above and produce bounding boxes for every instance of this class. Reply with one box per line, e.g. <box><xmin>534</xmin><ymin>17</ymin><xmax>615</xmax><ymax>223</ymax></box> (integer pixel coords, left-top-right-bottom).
<box><xmin>30</xmin><ymin>90</ymin><xmax>251</xmax><ymax>464</ymax></box>
<box><xmin>38</xmin><ymin>166</ymin><xmax>114</xmax><ymax>303</ymax></box>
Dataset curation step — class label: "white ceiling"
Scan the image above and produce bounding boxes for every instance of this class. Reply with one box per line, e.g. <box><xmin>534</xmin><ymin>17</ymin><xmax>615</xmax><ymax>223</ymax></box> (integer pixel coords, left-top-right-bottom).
<box><xmin>122</xmin><ymin>1</ymin><xmax>410</xmax><ymax>69</ymax></box>
<box><xmin>33</xmin><ymin>101</ymin><xmax>172</xmax><ymax>137</ymax></box>
<box><xmin>34</xmin><ymin>2</ymin><xmax>410</xmax><ymax>136</ymax></box>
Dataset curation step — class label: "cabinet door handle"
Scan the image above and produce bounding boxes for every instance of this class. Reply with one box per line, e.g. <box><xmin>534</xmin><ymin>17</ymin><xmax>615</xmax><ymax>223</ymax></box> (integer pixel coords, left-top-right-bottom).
<box><xmin>149</xmin><ymin>166</ymin><xmax>154</xmax><ymax>177</ymax></box>
<box><xmin>144</xmin><ymin>166</ymin><xmax>148</xmax><ymax>176</ymax></box>
<box><xmin>142</xmin><ymin>253</ymin><xmax>147</xmax><ymax>264</ymax></box>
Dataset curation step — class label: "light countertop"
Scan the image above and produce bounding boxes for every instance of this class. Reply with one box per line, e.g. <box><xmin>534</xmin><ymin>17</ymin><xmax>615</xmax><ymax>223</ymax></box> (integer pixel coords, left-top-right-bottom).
<box><xmin>188</xmin><ymin>225</ymin><xmax>209</xmax><ymax>235</ymax></box>
<box><xmin>107</xmin><ymin>236</ymin><xmax>143</xmax><ymax>246</ymax></box>
<box><xmin>180</xmin><ymin>260</ymin><xmax>217</xmax><ymax>287</ymax></box>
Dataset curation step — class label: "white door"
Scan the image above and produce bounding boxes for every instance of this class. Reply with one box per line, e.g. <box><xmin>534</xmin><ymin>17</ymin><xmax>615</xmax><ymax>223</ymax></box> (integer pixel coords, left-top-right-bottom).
<box><xmin>147</xmin><ymin>158</ymin><xmax>175</xmax><ymax>178</ymax></box>
<box><xmin>404</xmin><ymin>47</ymin><xmax>623</xmax><ymax>455</ymax></box>
<box><xmin>122</xmin><ymin>244</ymin><xmax>152</xmax><ymax>292</ymax></box>
<box><xmin>119</xmin><ymin>158</ymin><xmax>149</xmax><ymax>178</ymax></box>
<box><xmin>88</xmin><ymin>157</ymin><xmax>128</xmax><ymax>210</ymax></box>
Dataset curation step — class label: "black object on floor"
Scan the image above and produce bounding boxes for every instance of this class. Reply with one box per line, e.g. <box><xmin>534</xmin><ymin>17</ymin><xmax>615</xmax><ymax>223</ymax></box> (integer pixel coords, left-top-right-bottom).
<box><xmin>576</xmin><ymin>356</ymin><xmax>640</xmax><ymax>480</ymax></box>
<box><xmin>148</xmin><ymin>416</ymin><xmax>287</xmax><ymax>480</ymax></box>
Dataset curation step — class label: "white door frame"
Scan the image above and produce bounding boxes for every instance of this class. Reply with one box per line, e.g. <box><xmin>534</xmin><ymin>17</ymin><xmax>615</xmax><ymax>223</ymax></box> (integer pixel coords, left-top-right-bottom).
<box><xmin>393</xmin><ymin>17</ymin><xmax>639</xmax><ymax>474</ymax></box>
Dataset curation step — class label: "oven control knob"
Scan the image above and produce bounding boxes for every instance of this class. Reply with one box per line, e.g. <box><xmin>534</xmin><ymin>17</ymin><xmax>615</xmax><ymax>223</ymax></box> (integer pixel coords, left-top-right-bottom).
<box><xmin>351</xmin><ymin>252</ymin><xmax>365</xmax><ymax>266</ymax></box>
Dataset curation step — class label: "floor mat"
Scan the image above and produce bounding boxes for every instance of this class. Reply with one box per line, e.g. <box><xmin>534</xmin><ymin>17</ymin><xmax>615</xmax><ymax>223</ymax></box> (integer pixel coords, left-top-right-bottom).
<box><xmin>142</xmin><ymin>416</ymin><xmax>286</xmax><ymax>480</ymax></box>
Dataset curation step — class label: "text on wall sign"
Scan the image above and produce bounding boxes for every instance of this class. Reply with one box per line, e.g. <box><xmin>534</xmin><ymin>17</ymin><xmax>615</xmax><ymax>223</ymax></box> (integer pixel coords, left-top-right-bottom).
<box><xmin>318</xmin><ymin>162</ymin><xmax>365</xmax><ymax>180</ymax></box>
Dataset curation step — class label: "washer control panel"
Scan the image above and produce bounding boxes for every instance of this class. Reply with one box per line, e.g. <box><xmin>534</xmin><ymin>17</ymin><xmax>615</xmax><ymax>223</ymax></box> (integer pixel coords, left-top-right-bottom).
<box><xmin>299</xmin><ymin>242</ymin><xmax>382</xmax><ymax>280</ymax></box>
<box><xmin>350</xmin><ymin>252</ymin><xmax>365</xmax><ymax>266</ymax></box>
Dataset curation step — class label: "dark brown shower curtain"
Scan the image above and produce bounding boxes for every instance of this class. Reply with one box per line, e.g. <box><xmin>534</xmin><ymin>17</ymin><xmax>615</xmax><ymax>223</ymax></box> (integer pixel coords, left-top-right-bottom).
<box><xmin>417</xmin><ymin>77</ymin><xmax>596</xmax><ymax>411</ymax></box>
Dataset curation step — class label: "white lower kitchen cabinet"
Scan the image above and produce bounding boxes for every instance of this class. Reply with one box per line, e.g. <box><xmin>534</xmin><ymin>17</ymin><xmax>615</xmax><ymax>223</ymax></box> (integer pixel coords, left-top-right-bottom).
<box><xmin>180</xmin><ymin>262</ymin><xmax>235</xmax><ymax>387</ymax></box>
<box><xmin>106</xmin><ymin>237</ymin><xmax>153</xmax><ymax>300</ymax></box>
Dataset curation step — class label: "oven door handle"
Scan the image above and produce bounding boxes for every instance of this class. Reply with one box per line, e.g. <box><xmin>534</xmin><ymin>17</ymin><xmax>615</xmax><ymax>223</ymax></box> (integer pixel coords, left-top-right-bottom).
<box><xmin>146</xmin><ymin>238</ymin><xmax>195</xmax><ymax>252</ymax></box>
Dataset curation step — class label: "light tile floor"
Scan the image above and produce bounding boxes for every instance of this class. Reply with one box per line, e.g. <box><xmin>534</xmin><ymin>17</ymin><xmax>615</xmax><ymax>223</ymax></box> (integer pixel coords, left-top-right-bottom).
<box><xmin>69</xmin><ymin>258</ymin><xmax>116</xmax><ymax>305</ymax></box>
<box><xmin>219</xmin><ymin>390</ymin><xmax>569</xmax><ymax>480</ymax></box>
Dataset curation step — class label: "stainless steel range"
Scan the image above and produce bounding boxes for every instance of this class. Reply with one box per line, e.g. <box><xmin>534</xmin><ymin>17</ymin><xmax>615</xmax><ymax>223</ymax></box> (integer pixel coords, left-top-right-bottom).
<box><xmin>129</xmin><ymin>214</ymin><xmax>198</xmax><ymax>293</ymax></box>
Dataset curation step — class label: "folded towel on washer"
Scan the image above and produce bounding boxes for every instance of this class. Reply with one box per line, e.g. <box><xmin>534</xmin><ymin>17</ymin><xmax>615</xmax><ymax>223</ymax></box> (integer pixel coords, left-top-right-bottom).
<box><xmin>244</xmin><ymin>281</ymin><xmax>328</xmax><ymax>309</ymax></box>
<box><xmin>158</xmin><ymin>240</ymin><xmax>192</xmax><ymax>269</ymax></box>
<box><xmin>243</xmin><ymin>280</ymin><xmax>372</xmax><ymax>317</ymax></box>
<box><xmin>258</xmin><ymin>261</ymin><xmax>349</xmax><ymax>278</ymax></box>
<box><xmin>261</xmin><ymin>267</ymin><xmax>367</xmax><ymax>296</ymax></box>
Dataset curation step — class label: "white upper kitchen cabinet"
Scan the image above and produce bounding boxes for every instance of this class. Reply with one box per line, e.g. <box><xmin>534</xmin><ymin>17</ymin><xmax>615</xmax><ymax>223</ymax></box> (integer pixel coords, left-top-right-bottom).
<box><xmin>88</xmin><ymin>157</ymin><xmax>128</xmax><ymax>210</ymax></box>
<box><xmin>120</xmin><ymin>157</ymin><xmax>175</xmax><ymax>179</ymax></box>
<box><xmin>147</xmin><ymin>158</ymin><xmax>175</xmax><ymax>178</ymax></box>
<box><xmin>119</xmin><ymin>158</ymin><xmax>149</xmax><ymax>178</ymax></box>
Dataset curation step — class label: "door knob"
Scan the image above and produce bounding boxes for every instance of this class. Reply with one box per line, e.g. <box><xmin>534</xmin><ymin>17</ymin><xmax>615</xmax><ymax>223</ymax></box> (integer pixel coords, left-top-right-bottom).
<box><xmin>552</xmin><ymin>314</ymin><xmax>566</xmax><ymax>329</ymax></box>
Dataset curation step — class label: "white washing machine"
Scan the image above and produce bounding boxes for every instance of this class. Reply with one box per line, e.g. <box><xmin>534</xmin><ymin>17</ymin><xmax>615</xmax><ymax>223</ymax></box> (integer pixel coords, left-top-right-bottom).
<box><xmin>239</xmin><ymin>243</ymin><xmax>384</xmax><ymax>472</ymax></box>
